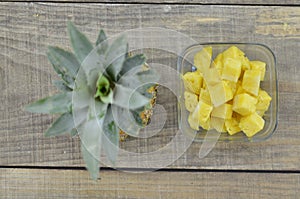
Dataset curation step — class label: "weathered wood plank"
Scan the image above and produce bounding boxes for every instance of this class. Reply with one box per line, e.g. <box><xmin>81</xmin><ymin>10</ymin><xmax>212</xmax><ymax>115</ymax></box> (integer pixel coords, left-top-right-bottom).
<box><xmin>1</xmin><ymin>0</ymin><xmax>300</xmax><ymax>5</ymax></box>
<box><xmin>0</xmin><ymin>3</ymin><xmax>300</xmax><ymax>170</ymax></box>
<box><xmin>0</xmin><ymin>168</ymin><xmax>299</xmax><ymax>199</ymax></box>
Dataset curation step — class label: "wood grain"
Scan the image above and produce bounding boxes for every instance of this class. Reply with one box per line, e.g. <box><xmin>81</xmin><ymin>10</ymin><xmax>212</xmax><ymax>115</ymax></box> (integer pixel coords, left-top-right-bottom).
<box><xmin>1</xmin><ymin>0</ymin><xmax>300</xmax><ymax>5</ymax></box>
<box><xmin>0</xmin><ymin>3</ymin><xmax>300</xmax><ymax>171</ymax></box>
<box><xmin>0</xmin><ymin>168</ymin><xmax>299</xmax><ymax>199</ymax></box>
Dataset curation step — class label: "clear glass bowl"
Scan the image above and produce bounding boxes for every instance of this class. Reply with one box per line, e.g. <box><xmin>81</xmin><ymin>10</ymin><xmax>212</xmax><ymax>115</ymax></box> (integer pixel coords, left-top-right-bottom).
<box><xmin>177</xmin><ymin>43</ymin><xmax>278</xmax><ymax>142</ymax></box>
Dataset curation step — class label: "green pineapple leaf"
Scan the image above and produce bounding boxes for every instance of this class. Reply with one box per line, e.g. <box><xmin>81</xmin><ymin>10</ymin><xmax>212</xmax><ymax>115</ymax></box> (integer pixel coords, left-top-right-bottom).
<box><xmin>102</xmin><ymin>106</ymin><xmax>119</xmax><ymax>165</ymax></box>
<box><xmin>120</xmin><ymin>54</ymin><xmax>146</xmax><ymax>76</ymax></box>
<box><xmin>67</xmin><ymin>22</ymin><xmax>93</xmax><ymax>63</ymax></box>
<box><xmin>25</xmin><ymin>93</ymin><xmax>72</xmax><ymax>114</ymax></box>
<box><xmin>52</xmin><ymin>80</ymin><xmax>72</xmax><ymax>92</ymax></box>
<box><xmin>105</xmin><ymin>35</ymin><xmax>127</xmax><ymax>81</ymax></box>
<box><xmin>45</xmin><ymin>112</ymin><xmax>75</xmax><ymax>137</ymax></box>
<box><xmin>96</xmin><ymin>30</ymin><xmax>108</xmax><ymax>54</ymax></box>
<box><xmin>80</xmin><ymin>118</ymin><xmax>103</xmax><ymax>180</ymax></box>
<box><xmin>113</xmin><ymin>84</ymin><xmax>151</xmax><ymax>110</ymax></box>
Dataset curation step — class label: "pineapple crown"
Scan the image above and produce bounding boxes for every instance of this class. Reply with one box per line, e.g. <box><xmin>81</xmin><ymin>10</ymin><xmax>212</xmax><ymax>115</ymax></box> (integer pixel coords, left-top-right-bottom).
<box><xmin>25</xmin><ymin>22</ymin><xmax>159</xmax><ymax>180</ymax></box>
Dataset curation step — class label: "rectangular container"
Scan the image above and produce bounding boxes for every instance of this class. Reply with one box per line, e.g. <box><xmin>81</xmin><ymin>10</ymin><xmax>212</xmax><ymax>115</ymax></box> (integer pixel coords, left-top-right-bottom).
<box><xmin>177</xmin><ymin>43</ymin><xmax>278</xmax><ymax>142</ymax></box>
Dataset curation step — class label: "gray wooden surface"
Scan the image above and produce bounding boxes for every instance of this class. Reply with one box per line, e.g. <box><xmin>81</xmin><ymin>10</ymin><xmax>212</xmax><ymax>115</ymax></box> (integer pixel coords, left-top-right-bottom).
<box><xmin>0</xmin><ymin>2</ymin><xmax>300</xmax><ymax>198</ymax></box>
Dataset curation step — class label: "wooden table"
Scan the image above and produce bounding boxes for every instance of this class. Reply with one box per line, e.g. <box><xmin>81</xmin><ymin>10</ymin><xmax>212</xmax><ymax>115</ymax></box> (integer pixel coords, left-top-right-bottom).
<box><xmin>1</xmin><ymin>1</ymin><xmax>300</xmax><ymax>198</ymax></box>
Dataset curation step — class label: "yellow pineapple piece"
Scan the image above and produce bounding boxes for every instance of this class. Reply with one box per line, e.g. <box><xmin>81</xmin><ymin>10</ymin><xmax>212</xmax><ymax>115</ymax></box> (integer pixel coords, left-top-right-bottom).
<box><xmin>194</xmin><ymin>46</ymin><xmax>213</xmax><ymax>74</ymax></box>
<box><xmin>184</xmin><ymin>91</ymin><xmax>198</xmax><ymax>112</ymax></box>
<box><xmin>225</xmin><ymin>80</ymin><xmax>237</xmax><ymax>95</ymax></box>
<box><xmin>256</xmin><ymin>89</ymin><xmax>272</xmax><ymax>111</ymax></box>
<box><xmin>205</xmin><ymin>67</ymin><xmax>221</xmax><ymax>86</ymax></box>
<box><xmin>199</xmin><ymin>88</ymin><xmax>211</xmax><ymax>105</ymax></box>
<box><xmin>242</xmin><ymin>70</ymin><xmax>261</xmax><ymax>96</ymax></box>
<box><xmin>239</xmin><ymin>112</ymin><xmax>265</xmax><ymax>137</ymax></box>
<box><xmin>222</xmin><ymin>46</ymin><xmax>245</xmax><ymax>61</ymax></box>
<box><xmin>256</xmin><ymin>110</ymin><xmax>265</xmax><ymax>117</ymax></box>
<box><xmin>232</xmin><ymin>93</ymin><xmax>257</xmax><ymax>116</ymax></box>
<box><xmin>199</xmin><ymin>116</ymin><xmax>211</xmax><ymax>130</ymax></box>
<box><xmin>235</xmin><ymin>81</ymin><xmax>246</xmax><ymax>95</ymax></box>
<box><xmin>212</xmin><ymin>53</ymin><xmax>223</xmax><ymax>75</ymax></box>
<box><xmin>183</xmin><ymin>72</ymin><xmax>203</xmax><ymax>95</ymax></box>
<box><xmin>211</xmin><ymin>103</ymin><xmax>233</xmax><ymax>119</ymax></box>
<box><xmin>221</xmin><ymin>57</ymin><xmax>242</xmax><ymax>82</ymax></box>
<box><xmin>250</xmin><ymin>61</ymin><xmax>266</xmax><ymax>81</ymax></box>
<box><xmin>197</xmin><ymin>100</ymin><xmax>213</xmax><ymax>123</ymax></box>
<box><xmin>209</xmin><ymin>81</ymin><xmax>233</xmax><ymax>107</ymax></box>
<box><xmin>241</xmin><ymin>56</ymin><xmax>251</xmax><ymax>71</ymax></box>
<box><xmin>210</xmin><ymin>117</ymin><xmax>226</xmax><ymax>132</ymax></box>
<box><xmin>225</xmin><ymin>117</ymin><xmax>241</xmax><ymax>135</ymax></box>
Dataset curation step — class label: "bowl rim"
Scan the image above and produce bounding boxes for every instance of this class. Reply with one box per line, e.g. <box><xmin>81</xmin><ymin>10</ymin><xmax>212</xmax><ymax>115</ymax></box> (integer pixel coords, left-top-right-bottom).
<box><xmin>177</xmin><ymin>42</ymin><xmax>278</xmax><ymax>142</ymax></box>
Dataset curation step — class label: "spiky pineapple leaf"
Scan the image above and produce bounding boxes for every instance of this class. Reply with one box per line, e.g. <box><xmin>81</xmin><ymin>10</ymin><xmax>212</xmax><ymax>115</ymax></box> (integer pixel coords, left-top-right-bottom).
<box><xmin>105</xmin><ymin>35</ymin><xmax>127</xmax><ymax>81</ymax></box>
<box><xmin>96</xmin><ymin>30</ymin><xmax>108</xmax><ymax>54</ymax></box>
<box><xmin>88</xmin><ymin>100</ymin><xmax>108</xmax><ymax>120</ymax></box>
<box><xmin>25</xmin><ymin>93</ymin><xmax>72</xmax><ymax>114</ymax></box>
<box><xmin>67</xmin><ymin>22</ymin><xmax>93</xmax><ymax>64</ymax></box>
<box><xmin>47</xmin><ymin>46</ymin><xmax>80</xmax><ymax>77</ymax></box>
<box><xmin>80</xmin><ymin>118</ymin><xmax>103</xmax><ymax>180</ymax></box>
<box><xmin>81</xmin><ymin>144</ymin><xmax>100</xmax><ymax>180</ymax></box>
<box><xmin>113</xmin><ymin>84</ymin><xmax>151</xmax><ymax>110</ymax></box>
<box><xmin>102</xmin><ymin>106</ymin><xmax>119</xmax><ymax>165</ymax></box>
<box><xmin>95</xmin><ymin>74</ymin><xmax>110</xmax><ymax>98</ymax></box>
<box><xmin>120</xmin><ymin>54</ymin><xmax>146</xmax><ymax>76</ymax></box>
<box><xmin>45</xmin><ymin>112</ymin><xmax>75</xmax><ymax>137</ymax></box>
<box><xmin>53</xmin><ymin>80</ymin><xmax>72</xmax><ymax>92</ymax></box>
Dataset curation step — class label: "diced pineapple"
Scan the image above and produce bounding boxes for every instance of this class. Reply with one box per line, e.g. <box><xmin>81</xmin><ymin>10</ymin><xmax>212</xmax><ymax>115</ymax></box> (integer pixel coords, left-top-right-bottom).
<box><xmin>188</xmin><ymin>111</ymin><xmax>199</xmax><ymax>131</ymax></box>
<box><xmin>242</xmin><ymin>70</ymin><xmax>261</xmax><ymax>96</ymax></box>
<box><xmin>199</xmin><ymin>88</ymin><xmax>211</xmax><ymax>105</ymax></box>
<box><xmin>205</xmin><ymin>67</ymin><xmax>221</xmax><ymax>86</ymax></box>
<box><xmin>256</xmin><ymin>110</ymin><xmax>265</xmax><ymax>117</ymax></box>
<box><xmin>199</xmin><ymin>116</ymin><xmax>211</xmax><ymax>130</ymax></box>
<box><xmin>250</xmin><ymin>61</ymin><xmax>266</xmax><ymax>81</ymax></box>
<box><xmin>256</xmin><ymin>89</ymin><xmax>272</xmax><ymax>111</ymax></box>
<box><xmin>225</xmin><ymin>80</ymin><xmax>237</xmax><ymax>95</ymax></box>
<box><xmin>197</xmin><ymin>100</ymin><xmax>213</xmax><ymax>123</ymax></box>
<box><xmin>221</xmin><ymin>57</ymin><xmax>242</xmax><ymax>82</ymax></box>
<box><xmin>241</xmin><ymin>56</ymin><xmax>251</xmax><ymax>71</ymax></box>
<box><xmin>212</xmin><ymin>53</ymin><xmax>223</xmax><ymax>75</ymax></box>
<box><xmin>211</xmin><ymin>103</ymin><xmax>233</xmax><ymax>119</ymax></box>
<box><xmin>232</xmin><ymin>93</ymin><xmax>257</xmax><ymax>116</ymax></box>
<box><xmin>210</xmin><ymin>117</ymin><xmax>226</xmax><ymax>132</ymax></box>
<box><xmin>225</xmin><ymin>117</ymin><xmax>241</xmax><ymax>135</ymax></box>
<box><xmin>222</xmin><ymin>46</ymin><xmax>245</xmax><ymax>61</ymax></box>
<box><xmin>184</xmin><ymin>91</ymin><xmax>198</xmax><ymax>112</ymax></box>
<box><xmin>183</xmin><ymin>72</ymin><xmax>203</xmax><ymax>95</ymax></box>
<box><xmin>194</xmin><ymin>46</ymin><xmax>213</xmax><ymax>74</ymax></box>
<box><xmin>235</xmin><ymin>81</ymin><xmax>246</xmax><ymax>95</ymax></box>
<box><xmin>209</xmin><ymin>81</ymin><xmax>233</xmax><ymax>107</ymax></box>
<box><xmin>239</xmin><ymin>112</ymin><xmax>265</xmax><ymax>137</ymax></box>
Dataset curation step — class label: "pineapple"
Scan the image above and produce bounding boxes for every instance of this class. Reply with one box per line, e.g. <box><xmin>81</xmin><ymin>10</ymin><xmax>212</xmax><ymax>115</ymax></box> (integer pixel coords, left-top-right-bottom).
<box><xmin>211</xmin><ymin>103</ymin><xmax>233</xmax><ymax>119</ymax></box>
<box><xmin>256</xmin><ymin>89</ymin><xmax>272</xmax><ymax>111</ymax></box>
<box><xmin>221</xmin><ymin>57</ymin><xmax>242</xmax><ymax>82</ymax></box>
<box><xmin>211</xmin><ymin>52</ymin><xmax>223</xmax><ymax>75</ymax></box>
<box><xmin>210</xmin><ymin>117</ymin><xmax>226</xmax><ymax>132</ymax></box>
<box><xmin>197</xmin><ymin>100</ymin><xmax>213</xmax><ymax>128</ymax></box>
<box><xmin>209</xmin><ymin>80</ymin><xmax>233</xmax><ymax>107</ymax></box>
<box><xmin>25</xmin><ymin>22</ymin><xmax>158</xmax><ymax>180</ymax></box>
<box><xmin>232</xmin><ymin>93</ymin><xmax>257</xmax><ymax>116</ymax></box>
<box><xmin>199</xmin><ymin>88</ymin><xmax>211</xmax><ymax>105</ymax></box>
<box><xmin>242</xmin><ymin>70</ymin><xmax>261</xmax><ymax>96</ymax></box>
<box><xmin>182</xmin><ymin>72</ymin><xmax>203</xmax><ymax>95</ymax></box>
<box><xmin>239</xmin><ymin>112</ymin><xmax>265</xmax><ymax>137</ymax></box>
<box><xmin>184</xmin><ymin>91</ymin><xmax>198</xmax><ymax>112</ymax></box>
<box><xmin>225</xmin><ymin>117</ymin><xmax>241</xmax><ymax>135</ymax></box>
<box><xmin>194</xmin><ymin>46</ymin><xmax>213</xmax><ymax>74</ymax></box>
<box><xmin>250</xmin><ymin>61</ymin><xmax>266</xmax><ymax>81</ymax></box>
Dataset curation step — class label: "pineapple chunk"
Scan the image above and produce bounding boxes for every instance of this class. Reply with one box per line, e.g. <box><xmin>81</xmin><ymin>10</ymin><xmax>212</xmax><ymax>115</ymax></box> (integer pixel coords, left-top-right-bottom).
<box><xmin>199</xmin><ymin>88</ymin><xmax>211</xmax><ymax>105</ymax></box>
<box><xmin>225</xmin><ymin>80</ymin><xmax>237</xmax><ymax>95</ymax></box>
<box><xmin>194</xmin><ymin>46</ymin><xmax>213</xmax><ymax>74</ymax></box>
<box><xmin>199</xmin><ymin>116</ymin><xmax>211</xmax><ymax>130</ymax></box>
<box><xmin>212</xmin><ymin>53</ymin><xmax>223</xmax><ymax>75</ymax></box>
<box><xmin>256</xmin><ymin>89</ymin><xmax>272</xmax><ymax>111</ymax></box>
<box><xmin>225</xmin><ymin>117</ymin><xmax>241</xmax><ymax>135</ymax></box>
<box><xmin>235</xmin><ymin>81</ymin><xmax>246</xmax><ymax>95</ymax></box>
<box><xmin>222</xmin><ymin>46</ymin><xmax>245</xmax><ymax>61</ymax></box>
<box><xmin>183</xmin><ymin>72</ymin><xmax>203</xmax><ymax>95</ymax></box>
<box><xmin>209</xmin><ymin>81</ymin><xmax>233</xmax><ymax>107</ymax></box>
<box><xmin>241</xmin><ymin>56</ymin><xmax>251</xmax><ymax>71</ymax></box>
<box><xmin>205</xmin><ymin>67</ymin><xmax>221</xmax><ymax>86</ymax></box>
<box><xmin>232</xmin><ymin>93</ymin><xmax>257</xmax><ymax>116</ymax></box>
<box><xmin>256</xmin><ymin>110</ymin><xmax>266</xmax><ymax>117</ymax></box>
<box><xmin>250</xmin><ymin>61</ymin><xmax>266</xmax><ymax>81</ymax></box>
<box><xmin>242</xmin><ymin>70</ymin><xmax>261</xmax><ymax>96</ymax></box>
<box><xmin>239</xmin><ymin>112</ymin><xmax>265</xmax><ymax>137</ymax></box>
<box><xmin>210</xmin><ymin>117</ymin><xmax>226</xmax><ymax>132</ymax></box>
<box><xmin>211</xmin><ymin>103</ymin><xmax>233</xmax><ymax>119</ymax></box>
<box><xmin>221</xmin><ymin>57</ymin><xmax>242</xmax><ymax>82</ymax></box>
<box><xmin>197</xmin><ymin>100</ymin><xmax>213</xmax><ymax>123</ymax></box>
<box><xmin>184</xmin><ymin>91</ymin><xmax>198</xmax><ymax>112</ymax></box>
